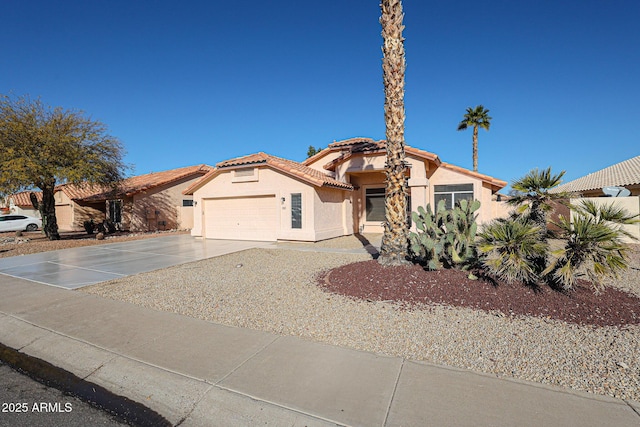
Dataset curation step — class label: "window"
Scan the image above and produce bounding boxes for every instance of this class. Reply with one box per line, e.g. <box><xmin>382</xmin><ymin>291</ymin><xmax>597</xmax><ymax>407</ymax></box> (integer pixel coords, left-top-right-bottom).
<box><xmin>434</xmin><ymin>184</ymin><xmax>474</xmax><ymax>210</ymax></box>
<box><xmin>365</xmin><ymin>188</ymin><xmax>385</xmax><ymax>222</ymax></box>
<box><xmin>235</xmin><ymin>168</ymin><xmax>254</xmax><ymax>177</ymax></box>
<box><xmin>232</xmin><ymin>167</ymin><xmax>258</xmax><ymax>182</ymax></box>
<box><xmin>291</xmin><ymin>193</ymin><xmax>302</xmax><ymax>229</ymax></box>
<box><xmin>182</xmin><ymin>199</ymin><xmax>194</xmax><ymax>207</ymax></box>
<box><xmin>108</xmin><ymin>200</ymin><xmax>122</xmax><ymax>223</ymax></box>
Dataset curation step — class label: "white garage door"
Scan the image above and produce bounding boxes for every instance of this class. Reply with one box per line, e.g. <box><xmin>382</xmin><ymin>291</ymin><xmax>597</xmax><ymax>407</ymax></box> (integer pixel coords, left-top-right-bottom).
<box><xmin>203</xmin><ymin>196</ymin><xmax>278</xmax><ymax>241</ymax></box>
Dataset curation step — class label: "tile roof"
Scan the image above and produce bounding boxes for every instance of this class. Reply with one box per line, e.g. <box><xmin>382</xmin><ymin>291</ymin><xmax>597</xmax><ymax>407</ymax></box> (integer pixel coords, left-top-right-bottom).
<box><xmin>60</xmin><ymin>165</ymin><xmax>213</xmax><ymax>201</ymax></box>
<box><xmin>184</xmin><ymin>153</ymin><xmax>354</xmax><ymax>194</ymax></box>
<box><xmin>308</xmin><ymin>137</ymin><xmax>505</xmax><ymax>190</ymax></box>
<box><xmin>8</xmin><ymin>191</ymin><xmax>42</xmax><ymax>207</ymax></box>
<box><xmin>218</xmin><ymin>152</ymin><xmax>353</xmax><ymax>190</ymax></box>
<box><xmin>57</xmin><ymin>183</ymin><xmax>110</xmax><ymax>200</ymax></box>
<box><xmin>321</xmin><ymin>139</ymin><xmax>441</xmax><ymax>171</ymax></box>
<box><xmin>551</xmin><ymin>155</ymin><xmax>640</xmax><ymax>194</ymax></box>
<box><xmin>439</xmin><ymin>163</ymin><xmax>508</xmax><ymax>190</ymax></box>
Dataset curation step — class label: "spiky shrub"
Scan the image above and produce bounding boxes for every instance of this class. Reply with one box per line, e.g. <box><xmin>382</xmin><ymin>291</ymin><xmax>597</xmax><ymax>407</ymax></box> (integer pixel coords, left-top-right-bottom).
<box><xmin>409</xmin><ymin>199</ymin><xmax>481</xmax><ymax>271</ymax></box>
<box><xmin>545</xmin><ymin>200</ymin><xmax>639</xmax><ymax>291</ymax></box>
<box><xmin>477</xmin><ymin>218</ymin><xmax>548</xmax><ymax>284</ymax></box>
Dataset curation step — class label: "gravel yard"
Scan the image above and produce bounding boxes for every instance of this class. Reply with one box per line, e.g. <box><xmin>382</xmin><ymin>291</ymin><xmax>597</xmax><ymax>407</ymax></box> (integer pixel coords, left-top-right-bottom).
<box><xmin>81</xmin><ymin>236</ymin><xmax>640</xmax><ymax>403</ymax></box>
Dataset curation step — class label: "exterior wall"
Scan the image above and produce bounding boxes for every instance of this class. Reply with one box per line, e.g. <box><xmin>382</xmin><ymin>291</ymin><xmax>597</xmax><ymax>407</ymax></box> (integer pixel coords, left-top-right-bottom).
<box><xmin>570</xmin><ymin>196</ymin><xmax>640</xmax><ymax>243</ymax></box>
<box><xmin>128</xmin><ymin>176</ymin><xmax>202</xmax><ymax>232</ymax></box>
<box><xmin>305</xmin><ymin>151</ymin><xmax>345</xmax><ymax>173</ymax></box>
<box><xmin>313</xmin><ymin>187</ymin><xmax>352</xmax><ymax>241</ymax></box>
<box><xmin>192</xmin><ymin>167</ymin><xmax>348</xmax><ymax>241</ymax></box>
<box><xmin>427</xmin><ymin>167</ymin><xmax>497</xmax><ymax>224</ymax></box>
<box><xmin>9</xmin><ymin>205</ymin><xmax>40</xmax><ymax>217</ymax></box>
<box><xmin>54</xmin><ymin>191</ymin><xmax>104</xmax><ymax>231</ymax></box>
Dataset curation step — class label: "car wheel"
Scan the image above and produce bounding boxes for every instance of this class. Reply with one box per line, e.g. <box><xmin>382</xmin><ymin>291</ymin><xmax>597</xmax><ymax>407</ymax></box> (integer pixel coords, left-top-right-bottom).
<box><xmin>25</xmin><ymin>223</ymin><xmax>38</xmax><ymax>232</ymax></box>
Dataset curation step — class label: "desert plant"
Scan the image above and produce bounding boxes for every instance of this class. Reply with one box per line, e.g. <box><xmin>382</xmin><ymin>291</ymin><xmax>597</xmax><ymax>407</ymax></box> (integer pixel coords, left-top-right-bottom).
<box><xmin>83</xmin><ymin>219</ymin><xmax>95</xmax><ymax>234</ymax></box>
<box><xmin>410</xmin><ymin>199</ymin><xmax>481</xmax><ymax>271</ymax></box>
<box><xmin>507</xmin><ymin>167</ymin><xmax>569</xmax><ymax>239</ymax></box>
<box><xmin>545</xmin><ymin>200</ymin><xmax>639</xmax><ymax>291</ymax></box>
<box><xmin>477</xmin><ymin>217</ymin><xmax>548</xmax><ymax>285</ymax></box>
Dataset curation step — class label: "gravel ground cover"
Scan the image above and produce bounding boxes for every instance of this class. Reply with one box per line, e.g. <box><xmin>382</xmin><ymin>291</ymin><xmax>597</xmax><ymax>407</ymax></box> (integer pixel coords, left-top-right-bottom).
<box><xmin>81</xmin><ymin>240</ymin><xmax>640</xmax><ymax>403</ymax></box>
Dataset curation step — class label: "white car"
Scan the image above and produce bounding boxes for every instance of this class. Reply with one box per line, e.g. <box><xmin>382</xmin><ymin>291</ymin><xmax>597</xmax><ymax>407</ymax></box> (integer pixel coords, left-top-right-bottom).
<box><xmin>0</xmin><ymin>215</ymin><xmax>42</xmax><ymax>232</ymax></box>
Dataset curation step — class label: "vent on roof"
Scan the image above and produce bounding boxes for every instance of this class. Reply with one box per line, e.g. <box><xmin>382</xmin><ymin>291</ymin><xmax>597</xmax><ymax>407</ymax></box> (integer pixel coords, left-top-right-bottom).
<box><xmin>602</xmin><ymin>186</ymin><xmax>631</xmax><ymax>197</ymax></box>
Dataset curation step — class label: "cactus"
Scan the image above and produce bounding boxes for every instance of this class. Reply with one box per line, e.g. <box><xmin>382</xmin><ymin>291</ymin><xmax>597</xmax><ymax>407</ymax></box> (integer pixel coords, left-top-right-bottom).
<box><xmin>409</xmin><ymin>199</ymin><xmax>481</xmax><ymax>271</ymax></box>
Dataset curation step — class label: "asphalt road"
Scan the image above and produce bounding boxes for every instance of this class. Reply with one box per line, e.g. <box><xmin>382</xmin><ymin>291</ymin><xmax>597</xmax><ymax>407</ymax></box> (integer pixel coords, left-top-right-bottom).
<box><xmin>0</xmin><ymin>361</ymin><xmax>128</xmax><ymax>427</ymax></box>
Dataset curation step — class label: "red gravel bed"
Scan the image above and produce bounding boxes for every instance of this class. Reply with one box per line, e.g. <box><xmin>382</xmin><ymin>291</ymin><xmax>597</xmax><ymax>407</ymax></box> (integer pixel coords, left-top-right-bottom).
<box><xmin>318</xmin><ymin>260</ymin><xmax>640</xmax><ymax>328</ymax></box>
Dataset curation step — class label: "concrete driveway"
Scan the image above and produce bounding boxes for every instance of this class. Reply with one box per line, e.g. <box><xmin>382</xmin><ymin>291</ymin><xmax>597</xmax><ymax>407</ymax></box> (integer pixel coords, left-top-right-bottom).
<box><xmin>0</xmin><ymin>235</ymin><xmax>272</xmax><ymax>289</ymax></box>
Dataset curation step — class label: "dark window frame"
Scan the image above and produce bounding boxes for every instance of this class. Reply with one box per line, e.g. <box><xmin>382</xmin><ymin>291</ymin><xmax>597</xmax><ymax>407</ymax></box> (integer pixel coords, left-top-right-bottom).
<box><xmin>291</xmin><ymin>193</ymin><xmax>302</xmax><ymax>229</ymax></box>
<box><xmin>433</xmin><ymin>184</ymin><xmax>474</xmax><ymax>210</ymax></box>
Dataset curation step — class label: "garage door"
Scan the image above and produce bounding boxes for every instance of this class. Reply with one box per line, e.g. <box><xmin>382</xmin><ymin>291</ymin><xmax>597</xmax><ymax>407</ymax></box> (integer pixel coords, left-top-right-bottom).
<box><xmin>203</xmin><ymin>196</ymin><xmax>278</xmax><ymax>241</ymax></box>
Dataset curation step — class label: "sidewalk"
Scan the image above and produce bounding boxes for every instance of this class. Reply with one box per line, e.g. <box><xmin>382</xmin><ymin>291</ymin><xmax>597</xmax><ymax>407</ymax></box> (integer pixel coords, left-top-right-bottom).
<box><xmin>1</xmin><ymin>274</ymin><xmax>639</xmax><ymax>427</ymax></box>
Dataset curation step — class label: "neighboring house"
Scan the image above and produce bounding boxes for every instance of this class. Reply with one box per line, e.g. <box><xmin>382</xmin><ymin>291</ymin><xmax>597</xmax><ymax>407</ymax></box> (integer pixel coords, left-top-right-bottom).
<box><xmin>550</xmin><ymin>155</ymin><xmax>640</xmax><ymax>242</ymax></box>
<box><xmin>55</xmin><ymin>165</ymin><xmax>212</xmax><ymax>232</ymax></box>
<box><xmin>5</xmin><ymin>191</ymin><xmax>43</xmax><ymax>217</ymax></box>
<box><xmin>551</xmin><ymin>155</ymin><xmax>640</xmax><ymax>197</ymax></box>
<box><xmin>184</xmin><ymin>137</ymin><xmax>507</xmax><ymax>242</ymax></box>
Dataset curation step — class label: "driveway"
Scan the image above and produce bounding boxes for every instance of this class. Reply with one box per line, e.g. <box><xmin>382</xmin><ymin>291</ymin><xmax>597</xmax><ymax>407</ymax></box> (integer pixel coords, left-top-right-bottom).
<box><xmin>0</xmin><ymin>235</ymin><xmax>273</xmax><ymax>289</ymax></box>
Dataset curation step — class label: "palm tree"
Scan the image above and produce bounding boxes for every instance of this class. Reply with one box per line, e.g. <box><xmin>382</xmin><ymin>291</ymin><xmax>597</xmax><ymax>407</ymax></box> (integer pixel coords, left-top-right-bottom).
<box><xmin>378</xmin><ymin>0</ymin><xmax>410</xmax><ymax>266</ymax></box>
<box><xmin>507</xmin><ymin>167</ymin><xmax>568</xmax><ymax>238</ymax></box>
<box><xmin>457</xmin><ymin>105</ymin><xmax>492</xmax><ymax>172</ymax></box>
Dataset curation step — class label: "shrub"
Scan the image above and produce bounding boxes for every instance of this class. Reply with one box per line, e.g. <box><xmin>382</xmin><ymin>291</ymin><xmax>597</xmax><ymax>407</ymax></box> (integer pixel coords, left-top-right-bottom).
<box><xmin>83</xmin><ymin>219</ymin><xmax>95</xmax><ymax>234</ymax></box>
<box><xmin>410</xmin><ymin>199</ymin><xmax>480</xmax><ymax>271</ymax></box>
<box><xmin>477</xmin><ymin>218</ymin><xmax>547</xmax><ymax>285</ymax></box>
<box><xmin>545</xmin><ymin>200</ymin><xmax>639</xmax><ymax>291</ymax></box>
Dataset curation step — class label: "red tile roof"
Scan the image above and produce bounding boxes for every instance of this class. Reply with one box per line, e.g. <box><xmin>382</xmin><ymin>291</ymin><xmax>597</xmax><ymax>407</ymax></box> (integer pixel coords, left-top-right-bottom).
<box><xmin>184</xmin><ymin>153</ymin><xmax>353</xmax><ymax>194</ymax></box>
<box><xmin>58</xmin><ymin>165</ymin><xmax>212</xmax><ymax>201</ymax></box>
<box><xmin>305</xmin><ymin>137</ymin><xmax>506</xmax><ymax>191</ymax></box>
<box><xmin>8</xmin><ymin>191</ymin><xmax>42</xmax><ymax>207</ymax></box>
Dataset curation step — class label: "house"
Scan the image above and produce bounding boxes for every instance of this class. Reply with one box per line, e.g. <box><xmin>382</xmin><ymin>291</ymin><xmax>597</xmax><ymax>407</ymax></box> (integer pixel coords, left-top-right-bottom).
<box><xmin>184</xmin><ymin>137</ymin><xmax>507</xmax><ymax>242</ymax></box>
<box><xmin>550</xmin><ymin>155</ymin><xmax>640</xmax><ymax>197</ymax></box>
<box><xmin>550</xmin><ymin>155</ymin><xmax>640</xmax><ymax>242</ymax></box>
<box><xmin>4</xmin><ymin>191</ymin><xmax>42</xmax><ymax>217</ymax></box>
<box><xmin>55</xmin><ymin>165</ymin><xmax>212</xmax><ymax>232</ymax></box>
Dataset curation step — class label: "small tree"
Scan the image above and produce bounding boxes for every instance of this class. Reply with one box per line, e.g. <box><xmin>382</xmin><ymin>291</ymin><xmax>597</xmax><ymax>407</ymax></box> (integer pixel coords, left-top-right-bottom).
<box><xmin>0</xmin><ymin>95</ymin><xmax>127</xmax><ymax>240</ymax></box>
<box><xmin>306</xmin><ymin>145</ymin><xmax>323</xmax><ymax>158</ymax></box>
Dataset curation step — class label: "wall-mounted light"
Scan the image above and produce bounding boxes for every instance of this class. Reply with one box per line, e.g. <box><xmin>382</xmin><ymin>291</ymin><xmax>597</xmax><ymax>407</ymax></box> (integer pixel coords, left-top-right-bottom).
<box><xmin>281</xmin><ymin>197</ymin><xmax>286</xmax><ymax>203</ymax></box>
<box><xmin>194</xmin><ymin>200</ymin><xmax>198</xmax><ymax>206</ymax></box>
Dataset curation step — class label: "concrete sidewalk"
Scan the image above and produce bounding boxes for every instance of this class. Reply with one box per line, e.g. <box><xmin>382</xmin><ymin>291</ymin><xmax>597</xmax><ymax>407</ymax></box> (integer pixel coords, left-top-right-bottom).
<box><xmin>1</xmin><ymin>275</ymin><xmax>639</xmax><ymax>426</ymax></box>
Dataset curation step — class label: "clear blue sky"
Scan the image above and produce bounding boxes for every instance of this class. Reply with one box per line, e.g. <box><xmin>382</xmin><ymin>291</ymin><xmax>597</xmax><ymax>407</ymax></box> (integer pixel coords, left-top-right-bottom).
<box><xmin>1</xmin><ymin>1</ymin><xmax>638</xmax><ymax>191</ymax></box>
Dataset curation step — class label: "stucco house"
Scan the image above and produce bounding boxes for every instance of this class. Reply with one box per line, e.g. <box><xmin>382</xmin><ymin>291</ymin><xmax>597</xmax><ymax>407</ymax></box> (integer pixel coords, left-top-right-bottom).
<box><xmin>550</xmin><ymin>155</ymin><xmax>640</xmax><ymax>241</ymax></box>
<box><xmin>551</xmin><ymin>155</ymin><xmax>640</xmax><ymax>197</ymax></box>
<box><xmin>55</xmin><ymin>165</ymin><xmax>212</xmax><ymax>232</ymax></box>
<box><xmin>4</xmin><ymin>191</ymin><xmax>42</xmax><ymax>217</ymax></box>
<box><xmin>185</xmin><ymin>137</ymin><xmax>508</xmax><ymax>242</ymax></box>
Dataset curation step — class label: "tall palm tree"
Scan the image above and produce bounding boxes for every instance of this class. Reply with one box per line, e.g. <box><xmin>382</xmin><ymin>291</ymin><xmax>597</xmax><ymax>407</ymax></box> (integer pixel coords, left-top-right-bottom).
<box><xmin>457</xmin><ymin>105</ymin><xmax>492</xmax><ymax>172</ymax></box>
<box><xmin>378</xmin><ymin>0</ymin><xmax>410</xmax><ymax>266</ymax></box>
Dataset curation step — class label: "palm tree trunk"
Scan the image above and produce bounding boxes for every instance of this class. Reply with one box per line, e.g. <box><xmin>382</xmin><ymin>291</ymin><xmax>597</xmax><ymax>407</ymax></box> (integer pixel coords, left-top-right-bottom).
<box><xmin>473</xmin><ymin>126</ymin><xmax>478</xmax><ymax>172</ymax></box>
<box><xmin>379</xmin><ymin>0</ymin><xmax>410</xmax><ymax>266</ymax></box>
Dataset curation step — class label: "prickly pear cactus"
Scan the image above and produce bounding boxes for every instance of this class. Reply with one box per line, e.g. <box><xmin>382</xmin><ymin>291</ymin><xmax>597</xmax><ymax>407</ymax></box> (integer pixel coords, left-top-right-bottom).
<box><xmin>409</xmin><ymin>199</ymin><xmax>481</xmax><ymax>271</ymax></box>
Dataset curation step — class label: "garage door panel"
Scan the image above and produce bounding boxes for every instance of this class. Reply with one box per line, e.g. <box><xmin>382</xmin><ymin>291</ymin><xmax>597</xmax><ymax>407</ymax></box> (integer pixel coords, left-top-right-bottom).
<box><xmin>204</xmin><ymin>196</ymin><xmax>277</xmax><ymax>241</ymax></box>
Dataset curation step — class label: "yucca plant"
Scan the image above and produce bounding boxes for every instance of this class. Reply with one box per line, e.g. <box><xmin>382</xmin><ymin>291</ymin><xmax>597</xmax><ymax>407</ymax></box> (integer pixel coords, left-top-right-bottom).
<box><xmin>546</xmin><ymin>200</ymin><xmax>639</xmax><ymax>291</ymax></box>
<box><xmin>477</xmin><ymin>218</ymin><xmax>548</xmax><ymax>285</ymax></box>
